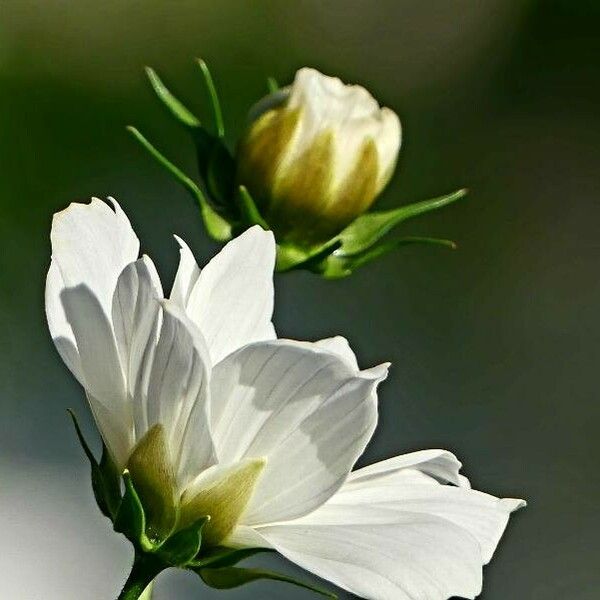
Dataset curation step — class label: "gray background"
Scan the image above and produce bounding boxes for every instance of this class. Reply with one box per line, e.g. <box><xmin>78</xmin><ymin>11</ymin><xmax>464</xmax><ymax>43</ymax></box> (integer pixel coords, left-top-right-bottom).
<box><xmin>1</xmin><ymin>1</ymin><xmax>598</xmax><ymax>598</ymax></box>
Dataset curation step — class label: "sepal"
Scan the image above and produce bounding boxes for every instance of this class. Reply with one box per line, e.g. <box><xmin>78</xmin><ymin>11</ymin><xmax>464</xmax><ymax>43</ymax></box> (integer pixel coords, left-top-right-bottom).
<box><xmin>67</xmin><ymin>409</ymin><xmax>121</xmax><ymax>520</ymax></box>
<box><xmin>197</xmin><ymin>566</ymin><xmax>337</xmax><ymax>598</ymax></box>
<box><xmin>157</xmin><ymin>516</ymin><xmax>210</xmax><ymax>567</ymax></box>
<box><xmin>114</xmin><ymin>470</ymin><xmax>156</xmax><ymax>552</ymax></box>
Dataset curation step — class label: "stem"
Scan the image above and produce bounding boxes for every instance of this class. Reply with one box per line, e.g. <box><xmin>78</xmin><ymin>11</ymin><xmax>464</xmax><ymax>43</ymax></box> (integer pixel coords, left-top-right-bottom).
<box><xmin>118</xmin><ymin>554</ymin><xmax>163</xmax><ymax>600</ymax></box>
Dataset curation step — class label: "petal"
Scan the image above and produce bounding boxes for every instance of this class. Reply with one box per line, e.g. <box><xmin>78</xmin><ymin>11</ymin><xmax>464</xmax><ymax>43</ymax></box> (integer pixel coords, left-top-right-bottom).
<box><xmin>209</xmin><ymin>339</ymin><xmax>388</xmax><ymax>524</ymax></box>
<box><xmin>335</xmin><ymin>456</ymin><xmax>525</xmax><ymax>564</ymax></box>
<box><xmin>313</xmin><ymin>336</ymin><xmax>359</xmax><ymax>371</ymax></box>
<box><xmin>144</xmin><ymin>301</ymin><xmax>216</xmax><ymax>489</ymax></box>
<box><xmin>347</xmin><ymin>449</ymin><xmax>467</xmax><ymax>488</ymax></box>
<box><xmin>60</xmin><ymin>284</ymin><xmax>131</xmax><ymax>467</ymax></box>
<box><xmin>170</xmin><ymin>235</ymin><xmax>200</xmax><ymax>306</ymax></box>
<box><xmin>185</xmin><ymin>226</ymin><xmax>276</xmax><ymax>364</ymax></box>
<box><xmin>50</xmin><ymin>197</ymin><xmax>140</xmax><ymax>318</ymax></box>
<box><xmin>256</xmin><ymin>507</ymin><xmax>483</xmax><ymax>600</ymax></box>
<box><xmin>45</xmin><ymin>260</ymin><xmax>83</xmax><ymax>383</ymax></box>
<box><xmin>111</xmin><ymin>256</ymin><xmax>164</xmax><ymax>446</ymax></box>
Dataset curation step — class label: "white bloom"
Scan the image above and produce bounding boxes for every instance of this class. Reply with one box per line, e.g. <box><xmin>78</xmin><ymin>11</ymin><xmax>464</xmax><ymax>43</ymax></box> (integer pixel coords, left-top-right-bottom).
<box><xmin>46</xmin><ymin>198</ymin><xmax>524</xmax><ymax>599</ymax></box>
<box><xmin>236</xmin><ymin>67</ymin><xmax>402</xmax><ymax>244</ymax></box>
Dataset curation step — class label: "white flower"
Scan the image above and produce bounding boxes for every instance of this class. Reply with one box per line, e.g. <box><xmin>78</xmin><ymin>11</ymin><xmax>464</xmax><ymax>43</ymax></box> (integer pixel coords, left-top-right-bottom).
<box><xmin>236</xmin><ymin>67</ymin><xmax>402</xmax><ymax>244</ymax></box>
<box><xmin>46</xmin><ymin>198</ymin><xmax>524</xmax><ymax>599</ymax></box>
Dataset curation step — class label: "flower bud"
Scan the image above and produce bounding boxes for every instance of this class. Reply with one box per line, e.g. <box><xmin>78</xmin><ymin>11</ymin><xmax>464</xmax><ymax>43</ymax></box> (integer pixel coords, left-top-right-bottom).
<box><xmin>236</xmin><ymin>67</ymin><xmax>402</xmax><ymax>245</ymax></box>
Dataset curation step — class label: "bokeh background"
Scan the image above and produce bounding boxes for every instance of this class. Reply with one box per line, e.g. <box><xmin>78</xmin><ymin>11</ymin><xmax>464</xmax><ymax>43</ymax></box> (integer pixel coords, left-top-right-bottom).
<box><xmin>1</xmin><ymin>1</ymin><xmax>599</xmax><ymax>598</ymax></box>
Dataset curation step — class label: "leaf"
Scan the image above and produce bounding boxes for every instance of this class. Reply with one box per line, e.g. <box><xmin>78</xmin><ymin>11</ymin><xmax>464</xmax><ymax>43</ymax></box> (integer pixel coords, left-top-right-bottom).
<box><xmin>267</xmin><ymin>76</ymin><xmax>279</xmax><ymax>93</ymax></box>
<box><xmin>158</xmin><ymin>516</ymin><xmax>210</xmax><ymax>567</ymax></box>
<box><xmin>337</xmin><ymin>189</ymin><xmax>467</xmax><ymax>256</ymax></box>
<box><xmin>197</xmin><ymin>566</ymin><xmax>336</xmax><ymax>598</ymax></box>
<box><xmin>114</xmin><ymin>470</ymin><xmax>155</xmax><ymax>552</ymax></box>
<box><xmin>127</xmin><ymin>126</ymin><xmax>232</xmax><ymax>241</ymax></box>
<box><xmin>145</xmin><ymin>67</ymin><xmax>201</xmax><ymax>129</ymax></box>
<box><xmin>191</xmin><ymin>546</ymin><xmax>274</xmax><ymax>569</ymax></box>
<box><xmin>237</xmin><ymin>186</ymin><xmax>269</xmax><ymax>230</ymax></box>
<box><xmin>67</xmin><ymin>409</ymin><xmax>120</xmax><ymax>520</ymax></box>
<box><xmin>320</xmin><ymin>236</ymin><xmax>457</xmax><ymax>279</ymax></box>
<box><xmin>196</xmin><ymin>59</ymin><xmax>225</xmax><ymax>138</ymax></box>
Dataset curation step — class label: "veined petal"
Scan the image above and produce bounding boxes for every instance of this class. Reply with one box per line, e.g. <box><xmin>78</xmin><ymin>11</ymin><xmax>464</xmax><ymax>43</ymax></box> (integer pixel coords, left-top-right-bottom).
<box><xmin>347</xmin><ymin>449</ymin><xmax>467</xmax><ymax>488</ymax></box>
<box><xmin>209</xmin><ymin>339</ymin><xmax>388</xmax><ymax>524</ymax></box>
<box><xmin>255</xmin><ymin>508</ymin><xmax>483</xmax><ymax>600</ymax></box>
<box><xmin>50</xmin><ymin>197</ymin><xmax>140</xmax><ymax>318</ymax></box>
<box><xmin>185</xmin><ymin>226</ymin><xmax>276</xmax><ymax>364</ymax></box>
<box><xmin>60</xmin><ymin>284</ymin><xmax>131</xmax><ymax>468</ymax></box>
<box><xmin>170</xmin><ymin>235</ymin><xmax>200</xmax><ymax>306</ymax></box>
<box><xmin>313</xmin><ymin>336</ymin><xmax>359</xmax><ymax>371</ymax></box>
<box><xmin>144</xmin><ymin>301</ymin><xmax>216</xmax><ymax>489</ymax></box>
<box><xmin>333</xmin><ymin>465</ymin><xmax>525</xmax><ymax>564</ymax></box>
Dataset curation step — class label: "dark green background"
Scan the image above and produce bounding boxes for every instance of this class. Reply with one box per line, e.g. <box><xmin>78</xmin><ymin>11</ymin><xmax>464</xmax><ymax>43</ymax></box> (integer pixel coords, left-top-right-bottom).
<box><xmin>1</xmin><ymin>1</ymin><xmax>598</xmax><ymax>598</ymax></box>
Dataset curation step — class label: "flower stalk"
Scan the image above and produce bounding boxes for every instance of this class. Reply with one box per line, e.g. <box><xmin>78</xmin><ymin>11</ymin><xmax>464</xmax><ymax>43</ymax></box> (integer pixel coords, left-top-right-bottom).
<box><xmin>118</xmin><ymin>554</ymin><xmax>161</xmax><ymax>600</ymax></box>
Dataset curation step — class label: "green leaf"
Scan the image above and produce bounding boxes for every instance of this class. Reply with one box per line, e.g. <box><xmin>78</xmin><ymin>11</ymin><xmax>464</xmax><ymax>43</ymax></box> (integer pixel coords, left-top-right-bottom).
<box><xmin>67</xmin><ymin>409</ymin><xmax>121</xmax><ymax>520</ymax></box>
<box><xmin>127</xmin><ymin>126</ymin><xmax>232</xmax><ymax>242</ymax></box>
<box><xmin>197</xmin><ymin>567</ymin><xmax>336</xmax><ymax>598</ymax></box>
<box><xmin>114</xmin><ymin>470</ymin><xmax>155</xmax><ymax>552</ymax></box>
<box><xmin>337</xmin><ymin>189</ymin><xmax>467</xmax><ymax>256</ymax></box>
<box><xmin>191</xmin><ymin>546</ymin><xmax>274</xmax><ymax>569</ymax></box>
<box><xmin>158</xmin><ymin>516</ymin><xmax>209</xmax><ymax>567</ymax></box>
<box><xmin>320</xmin><ymin>235</ymin><xmax>457</xmax><ymax>279</ymax></box>
<box><xmin>145</xmin><ymin>67</ymin><xmax>201</xmax><ymax>129</ymax></box>
<box><xmin>267</xmin><ymin>76</ymin><xmax>279</xmax><ymax>93</ymax></box>
<box><xmin>196</xmin><ymin>59</ymin><xmax>225</xmax><ymax>138</ymax></box>
<box><xmin>237</xmin><ymin>186</ymin><xmax>269</xmax><ymax>230</ymax></box>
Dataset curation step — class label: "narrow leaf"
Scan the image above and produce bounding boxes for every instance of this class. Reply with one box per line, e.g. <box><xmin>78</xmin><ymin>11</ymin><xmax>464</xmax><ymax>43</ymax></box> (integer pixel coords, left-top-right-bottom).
<box><xmin>145</xmin><ymin>67</ymin><xmax>201</xmax><ymax>129</ymax></box>
<box><xmin>196</xmin><ymin>59</ymin><xmax>225</xmax><ymax>138</ymax></box>
<box><xmin>337</xmin><ymin>189</ymin><xmax>467</xmax><ymax>256</ymax></box>
<box><xmin>127</xmin><ymin>126</ymin><xmax>232</xmax><ymax>241</ymax></box>
<box><xmin>237</xmin><ymin>186</ymin><xmax>269</xmax><ymax>229</ymax></box>
<box><xmin>320</xmin><ymin>235</ymin><xmax>457</xmax><ymax>279</ymax></box>
<box><xmin>191</xmin><ymin>547</ymin><xmax>274</xmax><ymax>569</ymax></box>
<box><xmin>197</xmin><ymin>567</ymin><xmax>336</xmax><ymax>598</ymax></box>
<box><xmin>67</xmin><ymin>409</ymin><xmax>118</xmax><ymax>519</ymax></box>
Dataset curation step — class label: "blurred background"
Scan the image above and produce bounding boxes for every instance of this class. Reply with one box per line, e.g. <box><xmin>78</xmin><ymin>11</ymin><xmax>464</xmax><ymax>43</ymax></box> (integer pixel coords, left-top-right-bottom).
<box><xmin>1</xmin><ymin>1</ymin><xmax>599</xmax><ymax>598</ymax></box>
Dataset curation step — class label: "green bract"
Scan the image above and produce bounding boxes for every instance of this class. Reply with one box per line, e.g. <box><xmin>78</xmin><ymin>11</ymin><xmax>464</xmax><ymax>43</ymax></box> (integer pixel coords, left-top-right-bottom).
<box><xmin>129</xmin><ymin>61</ymin><xmax>466</xmax><ymax>278</ymax></box>
<box><xmin>68</xmin><ymin>411</ymin><xmax>336</xmax><ymax>599</ymax></box>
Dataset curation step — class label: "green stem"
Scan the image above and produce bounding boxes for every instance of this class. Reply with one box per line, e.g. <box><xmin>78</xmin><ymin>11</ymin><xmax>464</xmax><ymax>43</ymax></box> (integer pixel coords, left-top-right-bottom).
<box><xmin>118</xmin><ymin>554</ymin><xmax>163</xmax><ymax>600</ymax></box>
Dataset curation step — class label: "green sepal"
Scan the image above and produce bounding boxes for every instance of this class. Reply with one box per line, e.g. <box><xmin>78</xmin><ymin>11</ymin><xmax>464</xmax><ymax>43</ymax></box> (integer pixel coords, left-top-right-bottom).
<box><xmin>127</xmin><ymin>126</ymin><xmax>232</xmax><ymax>242</ymax></box>
<box><xmin>335</xmin><ymin>189</ymin><xmax>467</xmax><ymax>257</ymax></box>
<box><xmin>197</xmin><ymin>566</ymin><xmax>337</xmax><ymax>598</ymax></box>
<box><xmin>156</xmin><ymin>516</ymin><xmax>210</xmax><ymax>567</ymax></box>
<box><xmin>67</xmin><ymin>409</ymin><xmax>121</xmax><ymax>520</ymax></box>
<box><xmin>267</xmin><ymin>76</ymin><xmax>279</xmax><ymax>93</ymax></box>
<box><xmin>114</xmin><ymin>470</ymin><xmax>156</xmax><ymax>553</ymax></box>
<box><xmin>319</xmin><ymin>235</ymin><xmax>457</xmax><ymax>279</ymax></box>
<box><xmin>191</xmin><ymin>546</ymin><xmax>274</xmax><ymax>569</ymax></box>
<box><xmin>275</xmin><ymin>238</ymin><xmax>341</xmax><ymax>272</ymax></box>
<box><xmin>236</xmin><ymin>186</ymin><xmax>269</xmax><ymax>230</ymax></box>
<box><xmin>196</xmin><ymin>59</ymin><xmax>225</xmax><ymax>138</ymax></box>
<box><xmin>145</xmin><ymin>67</ymin><xmax>201</xmax><ymax>130</ymax></box>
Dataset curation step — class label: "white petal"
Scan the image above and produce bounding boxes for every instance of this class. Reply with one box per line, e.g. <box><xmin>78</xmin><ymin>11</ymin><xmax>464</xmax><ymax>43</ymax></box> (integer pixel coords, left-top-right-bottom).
<box><xmin>144</xmin><ymin>301</ymin><xmax>215</xmax><ymax>488</ymax></box>
<box><xmin>185</xmin><ymin>226</ymin><xmax>276</xmax><ymax>364</ymax></box>
<box><xmin>348</xmin><ymin>449</ymin><xmax>467</xmax><ymax>487</ymax></box>
<box><xmin>50</xmin><ymin>197</ymin><xmax>140</xmax><ymax>318</ymax></box>
<box><xmin>256</xmin><ymin>507</ymin><xmax>483</xmax><ymax>600</ymax></box>
<box><xmin>60</xmin><ymin>284</ymin><xmax>131</xmax><ymax>467</ymax></box>
<box><xmin>45</xmin><ymin>260</ymin><xmax>83</xmax><ymax>383</ymax></box>
<box><xmin>111</xmin><ymin>256</ymin><xmax>163</xmax><ymax>442</ymax></box>
<box><xmin>209</xmin><ymin>339</ymin><xmax>388</xmax><ymax>524</ymax></box>
<box><xmin>335</xmin><ymin>462</ymin><xmax>525</xmax><ymax>564</ymax></box>
<box><xmin>313</xmin><ymin>336</ymin><xmax>359</xmax><ymax>371</ymax></box>
<box><xmin>170</xmin><ymin>235</ymin><xmax>200</xmax><ymax>306</ymax></box>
